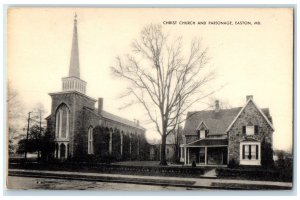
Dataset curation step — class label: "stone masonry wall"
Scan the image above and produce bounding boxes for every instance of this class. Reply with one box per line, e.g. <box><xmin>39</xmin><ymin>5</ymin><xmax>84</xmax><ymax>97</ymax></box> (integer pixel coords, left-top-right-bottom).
<box><xmin>50</xmin><ymin>92</ymin><xmax>96</xmax><ymax>157</ymax></box>
<box><xmin>71</xmin><ymin>93</ymin><xmax>97</xmax><ymax>157</ymax></box>
<box><xmin>76</xmin><ymin>108</ymin><xmax>100</xmax><ymax>156</ymax></box>
<box><xmin>228</xmin><ymin>101</ymin><xmax>273</xmax><ymax>164</ymax></box>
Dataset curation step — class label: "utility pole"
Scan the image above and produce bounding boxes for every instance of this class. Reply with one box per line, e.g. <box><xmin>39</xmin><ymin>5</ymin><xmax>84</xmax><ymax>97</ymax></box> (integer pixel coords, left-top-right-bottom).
<box><xmin>25</xmin><ymin>112</ymin><xmax>31</xmax><ymax>161</ymax></box>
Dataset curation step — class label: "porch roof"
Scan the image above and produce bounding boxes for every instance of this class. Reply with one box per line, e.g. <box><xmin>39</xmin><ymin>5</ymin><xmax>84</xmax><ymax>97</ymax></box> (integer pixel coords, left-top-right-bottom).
<box><xmin>183</xmin><ymin>138</ymin><xmax>228</xmax><ymax>147</ymax></box>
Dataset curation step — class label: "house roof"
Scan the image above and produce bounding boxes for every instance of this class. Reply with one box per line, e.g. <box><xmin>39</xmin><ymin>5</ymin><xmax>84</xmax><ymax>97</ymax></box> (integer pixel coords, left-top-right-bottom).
<box><xmin>183</xmin><ymin>100</ymin><xmax>273</xmax><ymax>135</ymax></box>
<box><xmin>226</xmin><ymin>98</ymin><xmax>274</xmax><ymax>132</ymax></box>
<box><xmin>183</xmin><ymin>138</ymin><xmax>228</xmax><ymax>147</ymax></box>
<box><xmin>183</xmin><ymin>107</ymin><xmax>242</xmax><ymax>135</ymax></box>
<box><xmin>102</xmin><ymin>110</ymin><xmax>145</xmax><ymax>131</ymax></box>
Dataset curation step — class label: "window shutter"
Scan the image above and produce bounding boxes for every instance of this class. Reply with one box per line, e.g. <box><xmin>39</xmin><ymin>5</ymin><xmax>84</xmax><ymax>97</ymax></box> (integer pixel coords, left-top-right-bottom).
<box><xmin>256</xmin><ymin>145</ymin><xmax>259</xmax><ymax>159</ymax></box>
<box><xmin>255</xmin><ymin>125</ymin><xmax>259</xmax><ymax>134</ymax></box>
<box><xmin>242</xmin><ymin>145</ymin><xmax>245</xmax><ymax>159</ymax></box>
<box><xmin>242</xmin><ymin>126</ymin><xmax>246</xmax><ymax>134</ymax></box>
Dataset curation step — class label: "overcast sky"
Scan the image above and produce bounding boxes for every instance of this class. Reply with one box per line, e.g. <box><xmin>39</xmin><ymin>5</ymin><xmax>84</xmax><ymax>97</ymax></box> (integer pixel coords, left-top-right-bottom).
<box><xmin>7</xmin><ymin>8</ymin><xmax>293</xmax><ymax>150</ymax></box>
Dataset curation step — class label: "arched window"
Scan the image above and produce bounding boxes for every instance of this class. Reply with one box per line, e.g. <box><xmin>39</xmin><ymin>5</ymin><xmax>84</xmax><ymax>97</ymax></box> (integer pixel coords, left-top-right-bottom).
<box><xmin>88</xmin><ymin>127</ymin><xmax>94</xmax><ymax>154</ymax></box>
<box><xmin>55</xmin><ymin>104</ymin><xmax>70</xmax><ymax>139</ymax></box>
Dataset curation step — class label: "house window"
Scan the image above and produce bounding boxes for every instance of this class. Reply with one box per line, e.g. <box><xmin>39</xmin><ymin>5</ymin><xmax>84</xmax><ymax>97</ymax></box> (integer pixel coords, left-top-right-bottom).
<box><xmin>88</xmin><ymin>127</ymin><xmax>94</xmax><ymax>154</ymax></box>
<box><xmin>199</xmin><ymin>130</ymin><xmax>206</xmax><ymax>139</ymax></box>
<box><xmin>246</xmin><ymin>126</ymin><xmax>254</xmax><ymax>135</ymax></box>
<box><xmin>242</xmin><ymin>145</ymin><xmax>258</xmax><ymax>160</ymax></box>
<box><xmin>243</xmin><ymin>125</ymin><xmax>259</xmax><ymax>135</ymax></box>
<box><xmin>240</xmin><ymin>142</ymin><xmax>260</xmax><ymax>165</ymax></box>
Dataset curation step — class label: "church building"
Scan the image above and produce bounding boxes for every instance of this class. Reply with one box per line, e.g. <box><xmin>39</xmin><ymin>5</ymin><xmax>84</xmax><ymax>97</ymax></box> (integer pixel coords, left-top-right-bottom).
<box><xmin>46</xmin><ymin>15</ymin><xmax>148</xmax><ymax>161</ymax></box>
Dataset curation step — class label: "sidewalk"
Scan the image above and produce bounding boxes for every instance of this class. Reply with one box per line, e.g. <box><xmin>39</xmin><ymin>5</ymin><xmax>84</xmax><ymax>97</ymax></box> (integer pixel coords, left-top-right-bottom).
<box><xmin>8</xmin><ymin>169</ymin><xmax>292</xmax><ymax>190</ymax></box>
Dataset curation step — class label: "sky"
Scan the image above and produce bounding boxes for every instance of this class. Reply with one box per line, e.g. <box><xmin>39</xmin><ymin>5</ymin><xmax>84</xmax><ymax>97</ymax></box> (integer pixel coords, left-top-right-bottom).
<box><xmin>7</xmin><ymin>8</ymin><xmax>293</xmax><ymax>151</ymax></box>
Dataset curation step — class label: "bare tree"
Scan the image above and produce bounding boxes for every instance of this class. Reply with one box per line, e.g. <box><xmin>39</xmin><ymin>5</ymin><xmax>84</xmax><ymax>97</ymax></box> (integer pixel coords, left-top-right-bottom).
<box><xmin>111</xmin><ymin>24</ymin><xmax>214</xmax><ymax>165</ymax></box>
<box><xmin>7</xmin><ymin>82</ymin><xmax>25</xmax><ymax>154</ymax></box>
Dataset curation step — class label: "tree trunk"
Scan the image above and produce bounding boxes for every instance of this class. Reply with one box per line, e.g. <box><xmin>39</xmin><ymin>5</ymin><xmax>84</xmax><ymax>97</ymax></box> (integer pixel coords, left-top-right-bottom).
<box><xmin>159</xmin><ymin>133</ymin><xmax>168</xmax><ymax>165</ymax></box>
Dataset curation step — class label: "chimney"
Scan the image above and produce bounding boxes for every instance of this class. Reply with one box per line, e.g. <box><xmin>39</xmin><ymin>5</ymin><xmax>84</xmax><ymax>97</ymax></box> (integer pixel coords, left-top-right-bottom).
<box><xmin>215</xmin><ymin>100</ymin><xmax>220</xmax><ymax>112</ymax></box>
<box><xmin>137</xmin><ymin>120</ymin><xmax>139</xmax><ymax>126</ymax></box>
<box><xmin>246</xmin><ymin>95</ymin><xmax>253</xmax><ymax>102</ymax></box>
<box><xmin>98</xmin><ymin>98</ymin><xmax>103</xmax><ymax>115</ymax></box>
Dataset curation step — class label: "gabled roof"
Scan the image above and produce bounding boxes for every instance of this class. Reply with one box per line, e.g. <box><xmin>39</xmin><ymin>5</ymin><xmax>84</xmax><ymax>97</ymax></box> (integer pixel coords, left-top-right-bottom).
<box><xmin>49</xmin><ymin>91</ymin><xmax>97</xmax><ymax>102</ymax></box>
<box><xmin>226</xmin><ymin>98</ymin><xmax>274</xmax><ymax>132</ymax></box>
<box><xmin>183</xmin><ymin>98</ymin><xmax>274</xmax><ymax>136</ymax></box>
<box><xmin>196</xmin><ymin>121</ymin><xmax>209</xmax><ymax>130</ymax></box>
<box><xmin>183</xmin><ymin>107</ymin><xmax>242</xmax><ymax>135</ymax></box>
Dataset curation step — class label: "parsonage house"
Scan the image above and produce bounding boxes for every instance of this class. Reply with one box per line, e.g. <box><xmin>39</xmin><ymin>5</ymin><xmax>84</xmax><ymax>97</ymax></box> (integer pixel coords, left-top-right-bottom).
<box><xmin>180</xmin><ymin>96</ymin><xmax>274</xmax><ymax>166</ymax></box>
<box><xmin>46</xmin><ymin>15</ymin><xmax>148</xmax><ymax>161</ymax></box>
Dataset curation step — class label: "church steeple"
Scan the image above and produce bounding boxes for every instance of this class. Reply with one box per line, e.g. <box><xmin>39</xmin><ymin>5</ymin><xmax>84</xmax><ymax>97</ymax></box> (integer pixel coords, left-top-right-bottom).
<box><xmin>69</xmin><ymin>13</ymin><xmax>80</xmax><ymax>78</ymax></box>
<box><xmin>62</xmin><ymin>14</ymin><xmax>87</xmax><ymax>94</ymax></box>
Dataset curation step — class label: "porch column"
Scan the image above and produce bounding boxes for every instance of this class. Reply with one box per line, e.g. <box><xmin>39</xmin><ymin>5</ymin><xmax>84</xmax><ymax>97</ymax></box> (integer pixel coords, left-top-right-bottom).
<box><xmin>109</xmin><ymin>130</ymin><xmax>112</xmax><ymax>155</ymax></box>
<box><xmin>180</xmin><ymin>147</ymin><xmax>183</xmax><ymax>160</ymax></box>
<box><xmin>205</xmin><ymin>147</ymin><xmax>207</xmax><ymax>165</ymax></box>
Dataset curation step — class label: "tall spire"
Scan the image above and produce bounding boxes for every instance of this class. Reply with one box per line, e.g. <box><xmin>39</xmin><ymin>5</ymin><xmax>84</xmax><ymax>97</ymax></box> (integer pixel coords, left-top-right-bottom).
<box><xmin>62</xmin><ymin>13</ymin><xmax>87</xmax><ymax>94</ymax></box>
<box><xmin>69</xmin><ymin>13</ymin><xmax>80</xmax><ymax>78</ymax></box>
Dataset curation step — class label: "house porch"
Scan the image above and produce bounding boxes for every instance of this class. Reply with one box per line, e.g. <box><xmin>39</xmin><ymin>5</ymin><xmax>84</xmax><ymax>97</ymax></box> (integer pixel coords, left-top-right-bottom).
<box><xmin>181</xmin><ymin>146</ymin><xmax>227</xmax><ymax>166</ymax></box>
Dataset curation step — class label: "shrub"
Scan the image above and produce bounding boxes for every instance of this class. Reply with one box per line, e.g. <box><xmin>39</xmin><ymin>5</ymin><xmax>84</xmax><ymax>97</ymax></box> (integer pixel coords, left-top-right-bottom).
<box><xmin>275</xmin><ymin>151</ymin><xmax>293</xmax><ymax>182</ymax></box>
<box><xmin>261</xmin><ymin>138</ymin><xmax>274</xmax><ymax>168</ymax></box>
<box><xmin>228</xmin><ymin>158</ymin><xmax>237</xmax><ymax>168</ymax></box>
<box><xmin>216</xmin><ymin>166</ymin><xmax>292</xmax><ymax>182</ymax></box>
